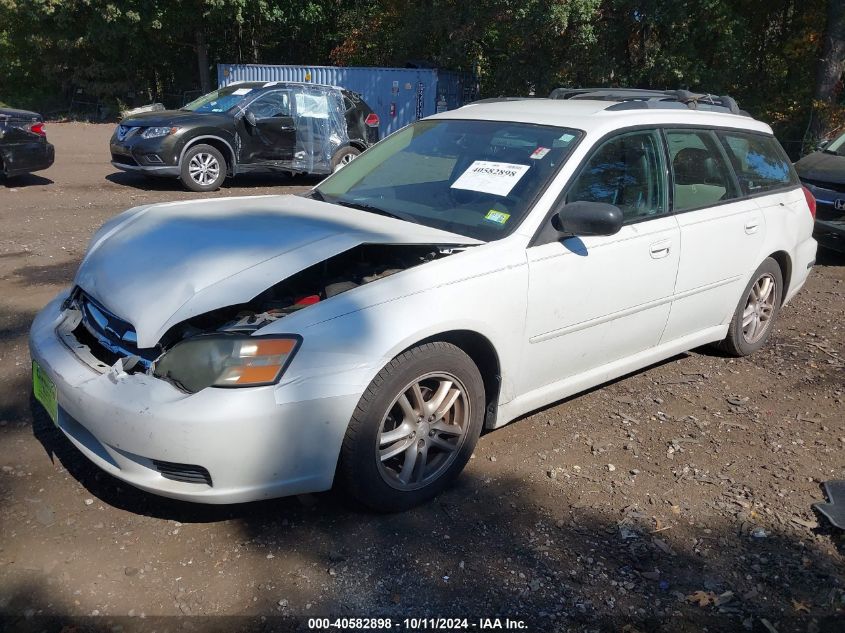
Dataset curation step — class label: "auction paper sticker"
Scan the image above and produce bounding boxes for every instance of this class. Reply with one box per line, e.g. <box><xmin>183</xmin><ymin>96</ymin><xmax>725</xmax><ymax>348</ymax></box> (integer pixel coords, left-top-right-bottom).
<box><xmin>451</xmin><ymin>161</ymin><xmax>530</xmax><ymax>197</ymax></box>
<box><xmin>232</xmin><ymin>88</ymin><xmax>252</xmax><ymax>95</ymax></box>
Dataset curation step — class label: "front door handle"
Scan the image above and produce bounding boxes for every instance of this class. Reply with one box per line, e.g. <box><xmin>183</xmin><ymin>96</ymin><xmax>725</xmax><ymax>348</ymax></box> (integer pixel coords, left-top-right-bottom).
<box><xmin>649</xmin><ymin>240</ymin><xmax>672</xmax><ymax>259</ymax></box>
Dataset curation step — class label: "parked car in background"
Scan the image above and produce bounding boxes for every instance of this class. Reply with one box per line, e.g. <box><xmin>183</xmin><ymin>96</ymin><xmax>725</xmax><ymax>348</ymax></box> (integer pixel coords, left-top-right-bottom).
<box><xmin>795</xmin><ymin>132</ymin><xmax>845</xmax><ymax>252</ymax></box>
<box><xmin>0</xmin><ymin>107</ymin><xmax>55</xmax><ymax>179</ymax></box>
<box><xmin>109</xmin><ymin>82</ymin><xmax>380</xmax><ymax>192</ymax></box>
<box><xmin>31</xmin><ymin>89</ymin><xmax>815</xmax><ymax>512</ymax></box>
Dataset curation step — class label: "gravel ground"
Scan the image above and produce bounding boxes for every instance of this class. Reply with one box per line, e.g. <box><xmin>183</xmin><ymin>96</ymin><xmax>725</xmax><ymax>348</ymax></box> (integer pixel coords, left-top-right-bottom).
<box><xmin>0</xmin><ymin>123</ymin><xmax>844</xmax><ymax>633</ymax></box>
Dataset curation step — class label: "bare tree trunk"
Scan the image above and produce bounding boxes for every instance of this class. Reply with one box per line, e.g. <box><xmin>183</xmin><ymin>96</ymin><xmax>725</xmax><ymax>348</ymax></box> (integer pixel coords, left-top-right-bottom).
<box><xmin>816</xmin><ymin>0</ymin><xmax>845</xmax><ymax>101</ymax></box>
<box><xmin>811</xmin><ymin>0</ymin><xmax>845</xmax><ymax>139</ymax></box>
<box><xmin>195</xmin><ymin>29</ymin><xmax>211</xmax><ymax>93</ymax></box>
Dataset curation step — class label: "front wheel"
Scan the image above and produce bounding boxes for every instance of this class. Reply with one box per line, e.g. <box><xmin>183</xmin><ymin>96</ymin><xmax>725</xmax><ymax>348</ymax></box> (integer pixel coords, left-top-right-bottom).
<box><xmin>180</xmin><ymin>144</ymin><xmax>226</xmax><ymax>192</ymax></box>
<box><xmin>717</xmin><ymin>257</ymin><xmax>783</xmax><ymax>356</ymax></box>
<box><xmin>337</xmin><ymin>342</ymin><xmax>485</xmax><ymax>512</ymax></box>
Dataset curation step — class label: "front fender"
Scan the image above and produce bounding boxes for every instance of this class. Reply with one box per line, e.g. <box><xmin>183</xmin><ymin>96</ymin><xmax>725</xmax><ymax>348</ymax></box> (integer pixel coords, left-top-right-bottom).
<box><xmin>175</xmin><ymin>129</ymin><xmax>238</xmax><ymax>167</ymax></box>
<box><xmin>272</xmin><ymin>257</ymin><xmax>529</xmax><ymax>410</ymax></box>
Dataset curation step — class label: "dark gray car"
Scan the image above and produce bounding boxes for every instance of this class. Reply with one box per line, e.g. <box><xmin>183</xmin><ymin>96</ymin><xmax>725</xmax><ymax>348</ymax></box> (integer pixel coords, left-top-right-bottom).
<box><xmin>0</xmin><ymin>107</ymin><xmax>55</xmax><ymax>178</ymax></box>
<box><xmin>110</xmin><ymin>82</ymin><xmax>380</xmax><ymax>192</ymax></box>
<box><xmin>795</xmin><ymin>133</ymin><xmax>845</xmax><ymax>252</ymax></box>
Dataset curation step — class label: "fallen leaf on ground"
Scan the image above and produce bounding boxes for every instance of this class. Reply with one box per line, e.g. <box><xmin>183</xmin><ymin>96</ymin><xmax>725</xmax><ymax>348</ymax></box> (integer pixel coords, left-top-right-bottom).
<box><xmin>791</xmin><ymin>599</ymin><xmax>811</xmax><ymax>613</ymax></box>
<box><xmin>687</xmin><ymin>590</ymin><xmax>717</xmax><ymax>607</ymax></box>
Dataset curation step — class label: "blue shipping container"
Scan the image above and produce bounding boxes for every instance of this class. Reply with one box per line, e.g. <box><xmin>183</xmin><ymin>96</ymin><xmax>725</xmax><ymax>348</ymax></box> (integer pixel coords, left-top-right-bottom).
<box><xmin>217</xmin><ymin>64</ymin><xmax>474</xmax><ymax>137</ymax></box>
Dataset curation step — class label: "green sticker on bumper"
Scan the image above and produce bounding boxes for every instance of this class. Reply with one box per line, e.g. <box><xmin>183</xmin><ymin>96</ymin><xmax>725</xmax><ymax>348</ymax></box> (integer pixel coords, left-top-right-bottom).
<box><xmin>32</xmin><ymin>360</ymin><xmax>58</xmax><ymax>426</ymax></box>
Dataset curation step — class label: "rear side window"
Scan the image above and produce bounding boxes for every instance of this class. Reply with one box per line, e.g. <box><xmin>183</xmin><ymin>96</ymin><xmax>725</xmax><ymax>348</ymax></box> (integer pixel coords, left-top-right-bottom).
<box><xmin>665</xmin><ymin>129</ymin><xmax>738</xmax><ymax>212</ymax></box>
<box><xmin>566</xmin><ymin>130</ymin><xmax>667</xmax><ymax>222</ymax></box>
<box><xmin>718</xmin><ymin>132</ymin><xmax>798</xmax><ymax>195</ymax></box>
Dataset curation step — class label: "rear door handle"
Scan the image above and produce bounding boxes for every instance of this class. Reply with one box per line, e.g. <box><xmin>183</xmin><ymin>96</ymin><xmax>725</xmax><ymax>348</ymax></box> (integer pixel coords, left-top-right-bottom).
<box><xmin>649</xmin><ymin>240</ymin><xmax>672</xmax><ymax>259</ymax></box>
<box><xmin>744</xmin><ymin>217</ymin><xmax>762</xmax><ymax>234</ymax></box>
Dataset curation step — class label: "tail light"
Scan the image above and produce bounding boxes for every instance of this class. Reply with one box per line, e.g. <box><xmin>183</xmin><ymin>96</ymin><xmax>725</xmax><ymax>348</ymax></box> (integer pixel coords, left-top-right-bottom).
<box><xmin>364</xmin><ymin>113</ymin><xmax>380</xmax><ymax>127</ymax></box>
<box><xmin>802</xmin><ymin>186</ymin><xmax>816</xmax><ymax>219</ymax></box>
<box><xmin>30</xmin><ymin>122</ymin><xmax>45</xmax><ymax>136</ymax></box>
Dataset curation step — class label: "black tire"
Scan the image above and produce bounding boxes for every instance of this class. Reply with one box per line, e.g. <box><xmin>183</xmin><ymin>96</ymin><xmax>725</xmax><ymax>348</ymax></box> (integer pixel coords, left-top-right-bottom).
<box><xmin>717</xmin><ymin>257</ymin><xmax>783</xmax><ymax>356</ymax></box>
<box><xmin>179</xmin><ymin>144</ymin><xmax>226</xmax><ymax>192</ymax></box>
<box><xmin>337</xmin><ymin>342</ymin><xmax>485</xmax><ymax>512</ymax></box>
<box><xmin>330</xmin><ymin>146</ymin><xmax>361</xmax><ymax>172</ymax></box>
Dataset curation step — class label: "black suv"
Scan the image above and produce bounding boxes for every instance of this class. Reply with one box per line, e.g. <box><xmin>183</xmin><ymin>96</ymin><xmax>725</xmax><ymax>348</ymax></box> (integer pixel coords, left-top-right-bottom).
<box><xmin>110</xmin><ymin>82</ymin><xmax>380</xmax><ymax>191</ymax></box>
<box><xmin>0</xmin><ymin>107</ymin><xmax>55</xmax><ymax>179</ymax></box>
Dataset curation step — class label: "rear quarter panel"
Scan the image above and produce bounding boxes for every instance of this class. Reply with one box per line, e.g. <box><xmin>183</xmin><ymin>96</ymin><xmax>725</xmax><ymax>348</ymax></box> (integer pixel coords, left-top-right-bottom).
<box><xmin>755</xmin><ymin>187</ymin><xmax>816</xmax><ymax>301</ymax></box>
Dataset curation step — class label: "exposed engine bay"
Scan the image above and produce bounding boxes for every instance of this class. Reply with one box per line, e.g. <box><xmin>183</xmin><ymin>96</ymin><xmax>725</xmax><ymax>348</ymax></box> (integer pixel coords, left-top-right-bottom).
<box><xmin>62</xmin><ymin>244</ymin><xmax>463</xmax><ymax>373</ymax></box>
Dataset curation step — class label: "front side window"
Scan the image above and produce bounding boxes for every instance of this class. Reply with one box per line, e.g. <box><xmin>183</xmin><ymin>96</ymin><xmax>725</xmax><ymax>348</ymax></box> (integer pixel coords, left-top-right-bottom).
<box><xmin>247</xmin><ymin>91</ymin><xmax>291</xmax><ymax>119</ymax></box>
<box><xmin>316</xmin><ymin>119</ymin><xmax>582</xmax><ymax>241</ymax></box>
<box><xmin>824</xmin><ymin>131</ymin><xmax>845</xmax><ymax>156</ymax></box>
<box><xmin>665</xmin><ymin>129</ymin><xmax>738</xmax><ymax>211</ymax></box>
<box><xmin>719</xmin><ymin>132</ymin><xmax>798</xmax><ymax>195</ymax></box>
<box><xmin>566</xmin><ymin>130</ymin><xmax>667</xmax><ymax>222</ymax></box>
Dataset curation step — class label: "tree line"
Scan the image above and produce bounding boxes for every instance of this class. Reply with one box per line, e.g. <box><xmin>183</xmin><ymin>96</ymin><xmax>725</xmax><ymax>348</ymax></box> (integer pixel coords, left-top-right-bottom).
<box><xmin>1</xmin><ymin>0</ymin><xmax>843</xmax><ymax>154</ymax></box>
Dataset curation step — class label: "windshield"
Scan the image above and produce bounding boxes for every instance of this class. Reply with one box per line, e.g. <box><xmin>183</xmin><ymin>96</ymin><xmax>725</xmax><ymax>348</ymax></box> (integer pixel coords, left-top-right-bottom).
<box><xmin>182</xmin><ymin>85</ymin><xmax>258</xmax><ymax>113</ymax></box>
<box><xmin>316</xmin><ymin>119</ymin><xmax>582</xmax><ymax>241</ymax></box>
<box><xmin>825</xmin><ymin>131</ymin><xmax>845</xmax><ymax>156</ymax></box>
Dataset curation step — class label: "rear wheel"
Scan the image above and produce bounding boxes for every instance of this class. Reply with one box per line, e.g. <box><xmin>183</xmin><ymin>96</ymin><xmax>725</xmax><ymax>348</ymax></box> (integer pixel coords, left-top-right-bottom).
<box><xmin>180</xmin><ymin>144</ymin><xmax>226</xmax><ymax>192</ymax></box>
<box><xmin>337</xmin><ymin>342</ymin><xmax>485</xmax><ymax>512</ymax></box>
<box><xmin>330</xmin><ymin>146</ymin><xmax>360</xmax><ymax>172</ymax></box>
<box><xmin>717</xmin><ymin>257</ymin><xmax>783</xmax><ymax>356</ymax></box>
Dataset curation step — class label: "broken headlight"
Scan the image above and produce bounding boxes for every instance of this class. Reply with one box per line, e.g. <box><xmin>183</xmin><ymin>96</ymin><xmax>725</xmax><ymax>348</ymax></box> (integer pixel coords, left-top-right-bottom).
<box><xmin>152</xmin><ymin>335</ymin><xmax>300</xmax><ymax>393</ymax></box>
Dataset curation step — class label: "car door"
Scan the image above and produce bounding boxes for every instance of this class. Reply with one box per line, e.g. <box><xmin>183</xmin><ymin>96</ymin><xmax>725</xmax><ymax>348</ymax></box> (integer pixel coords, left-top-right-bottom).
<box><xmin>659</xmin><ymin>128</ymin><xmax>765</xmax><ymax>342</ymax></box>
<box><xmin>241</xmin><ymin>90</ymin><xmax>295</xmax><ymax>163</ymax></box>
<box><xmin>519</xmin><ymin>129</ymin><xmax>680</xmax><ymax>396</ymax></box>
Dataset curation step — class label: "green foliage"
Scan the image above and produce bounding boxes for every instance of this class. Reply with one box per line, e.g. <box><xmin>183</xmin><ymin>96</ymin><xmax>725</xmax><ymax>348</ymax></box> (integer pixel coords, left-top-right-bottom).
<box><xmin>0</xmin><ymin>0</ymin><xmax>839</xmax><ymax>151</ymax></box>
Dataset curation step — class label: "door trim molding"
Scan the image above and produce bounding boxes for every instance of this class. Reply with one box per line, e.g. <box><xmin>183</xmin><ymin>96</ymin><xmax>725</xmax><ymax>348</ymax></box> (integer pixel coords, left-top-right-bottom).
<box><xmin>528</xmin><ymin>275</ymin><xmax>740</xmax><ymax>344</ymax></box>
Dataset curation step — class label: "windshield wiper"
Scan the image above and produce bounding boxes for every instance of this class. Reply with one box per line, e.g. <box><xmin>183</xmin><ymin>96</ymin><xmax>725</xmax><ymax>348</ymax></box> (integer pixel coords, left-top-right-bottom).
<box><xmin>333</xmin><ymin>199</ymin><xmax>420</xmax><ymax>225</ymax></box>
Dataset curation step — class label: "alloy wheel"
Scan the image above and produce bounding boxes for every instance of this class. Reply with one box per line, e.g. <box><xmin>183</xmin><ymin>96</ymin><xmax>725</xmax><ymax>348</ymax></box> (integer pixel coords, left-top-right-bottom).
<box><xmin>376</xmin><ymin>372</ymin><xmax>470</xmax><ymax>491</ymax></box>
<box><xmin>188</xmin><ymin>152</ymin><xmax>220</xmax><ymax>186</ymax></box>
<box><xmin>741</xmin><ymin>273</ymin><xmax>776</xmax><ymax>344</ymax></box>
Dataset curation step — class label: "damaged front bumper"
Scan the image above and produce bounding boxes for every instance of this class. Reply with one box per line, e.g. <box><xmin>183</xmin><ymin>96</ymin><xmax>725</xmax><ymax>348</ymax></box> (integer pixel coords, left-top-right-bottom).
<box><xmin>29</xmin><ymin>291</ymin><xmax>359</xmax><ymax>504</ymax></box>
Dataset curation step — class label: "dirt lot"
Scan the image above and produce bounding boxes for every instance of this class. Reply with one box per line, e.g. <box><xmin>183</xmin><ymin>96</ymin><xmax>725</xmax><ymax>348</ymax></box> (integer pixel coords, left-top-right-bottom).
<box><xmin>1</xmin><ymin>123</ymin><xmax>844</xmax><ymax>633</ymax></box>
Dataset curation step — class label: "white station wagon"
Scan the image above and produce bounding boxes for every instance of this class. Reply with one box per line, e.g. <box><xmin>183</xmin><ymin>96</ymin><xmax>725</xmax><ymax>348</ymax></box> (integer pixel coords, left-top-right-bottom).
<box><xmin>30</xmin><ymin>89</ymin><xmax>817</xmax><ymax>511</ymax></box>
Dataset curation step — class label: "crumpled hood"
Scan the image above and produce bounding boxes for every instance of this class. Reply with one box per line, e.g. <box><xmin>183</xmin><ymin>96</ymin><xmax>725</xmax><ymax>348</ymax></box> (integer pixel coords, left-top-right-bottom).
<box><xmin>795</xmin><ymin>151</ymin><xmax>845</xmax><ymax>186</ymax></box>
<box><xmin>75</xmin><ymin>194</ymin><xmax>480</xmax><ymax>348</ymax></box>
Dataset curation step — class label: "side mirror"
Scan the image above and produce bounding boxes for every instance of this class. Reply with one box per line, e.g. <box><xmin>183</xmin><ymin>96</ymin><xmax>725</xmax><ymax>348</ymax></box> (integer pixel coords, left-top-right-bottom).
<box><xmin>553</xmin><ymin>201</ymin><xmax>623</xmax><ymax>237</ymax></box>
<box><xmin>243</xmin><ymin>110</ymin><xmax>257</xmax><ymax>126</ymax></box>
<box><xmin>818</xmin><ymin>139</ymin><xmax>830</xmax><ymax>150</ymax></box>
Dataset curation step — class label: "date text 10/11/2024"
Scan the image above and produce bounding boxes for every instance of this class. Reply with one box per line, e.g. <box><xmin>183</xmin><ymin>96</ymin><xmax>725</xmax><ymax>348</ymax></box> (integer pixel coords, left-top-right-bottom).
<box><xmin>307</xmin><ymin>618</ymin><xmax>529</xmax><ymax>630</ymax></box>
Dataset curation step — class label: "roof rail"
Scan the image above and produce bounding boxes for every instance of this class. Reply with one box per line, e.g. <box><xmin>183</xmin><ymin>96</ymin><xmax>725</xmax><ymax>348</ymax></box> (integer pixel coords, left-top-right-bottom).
<box><xmin>468</xmin><ymin>97</ymin><xmax>533</xmax><ymax>105</ymax></box>
<box><xmin>548</xmin><ymin>87</ymin><xmax>747</xmax><ymax>116</ymax></box>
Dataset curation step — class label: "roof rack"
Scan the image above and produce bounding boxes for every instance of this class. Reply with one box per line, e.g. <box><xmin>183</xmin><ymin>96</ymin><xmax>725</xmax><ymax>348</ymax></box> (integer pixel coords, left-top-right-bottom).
<box><xmin>548</xmin><ymin>88</ymin><xmax>748</xmax><ymax>117</ymax></box>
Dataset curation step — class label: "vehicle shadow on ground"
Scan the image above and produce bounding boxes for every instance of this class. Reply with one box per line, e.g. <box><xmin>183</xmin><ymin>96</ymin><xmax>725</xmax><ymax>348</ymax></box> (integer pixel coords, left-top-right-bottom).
<box><xmin>1</xmin><ymin>174</ymin><xmax>53</xmax><ymax>188</ymax></box>
<box><xmin>20</xmin><ymin>393</ymin><xmax>845</xmax><ymax>633</ymax></box>
<box><xmin>11</xmin><ymin>260</ymin><xmax>79</xmax><ymax>287</ymax></box>
<box><xmin>104</xmin><ymin>170</ymin><xmax>323</xmax><ymax>192</ymax></box>
<box><xmin>816</xmin><ymin>247</ymin><xmax>845</xmax><ymax>266</ymax></box>
<box><xmin>0</xmin><ymin>307</ymin><xmax>36</xmax><ymax>342</ymax></box>
<box><xmin>497</xmin><ymin>353</ymin><xmax>691</xmax><ymax>433</ymax></box>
